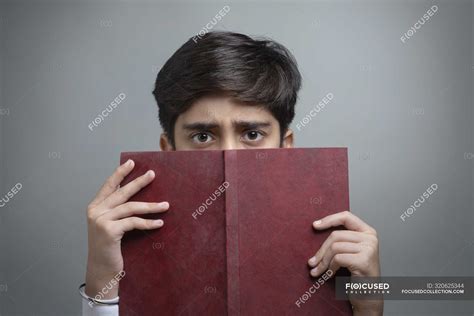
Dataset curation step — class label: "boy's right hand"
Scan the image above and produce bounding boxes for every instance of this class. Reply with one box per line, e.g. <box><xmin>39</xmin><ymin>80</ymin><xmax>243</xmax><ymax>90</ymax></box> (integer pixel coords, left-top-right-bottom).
<box><xmin>84</xmin><ymin>159</ymin><xmax>169</xmax><ymax>299</ymax></box>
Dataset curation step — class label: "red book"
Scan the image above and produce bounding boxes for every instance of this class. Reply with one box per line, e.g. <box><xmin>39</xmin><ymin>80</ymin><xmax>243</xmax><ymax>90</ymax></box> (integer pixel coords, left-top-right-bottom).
<box><xmin>119</xmin><ymin>148</ymin><xmax>353</xmax><ymax>315</ymax></box>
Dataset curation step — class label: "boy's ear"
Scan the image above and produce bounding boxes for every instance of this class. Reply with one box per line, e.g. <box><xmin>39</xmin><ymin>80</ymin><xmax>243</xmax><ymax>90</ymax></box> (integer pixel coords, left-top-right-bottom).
<box><xmin>160</xmin><ymin>133</ymin><xmax>174</xmax><ymax>151</ymax></box>
<box><xmin>281</xmin><ymin>129</ymin><xmax>294</xmax><ymax>148</ymax></box>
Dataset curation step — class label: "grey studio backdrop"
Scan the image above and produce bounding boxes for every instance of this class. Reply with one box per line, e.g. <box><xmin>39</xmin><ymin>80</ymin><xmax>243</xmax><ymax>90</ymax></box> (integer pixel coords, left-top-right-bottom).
<box><xmin>0</xmin><ymin>0</ymin><xmax>473</xmax><ymax>315</ymax></box>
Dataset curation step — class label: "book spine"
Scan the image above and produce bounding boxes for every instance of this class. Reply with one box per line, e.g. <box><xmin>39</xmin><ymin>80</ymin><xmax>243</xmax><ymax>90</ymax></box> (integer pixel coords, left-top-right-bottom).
<box><xmin>224</xmin><ymin>150</ymin><xmax>240</xmax><ymax>316</ymax></box>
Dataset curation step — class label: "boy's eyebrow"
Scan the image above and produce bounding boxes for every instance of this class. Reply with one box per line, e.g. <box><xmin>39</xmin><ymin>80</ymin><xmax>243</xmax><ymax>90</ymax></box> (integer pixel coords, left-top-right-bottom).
<box><xmin>231</xmin><ymin>120</ymin><xmax>272</xmax><ymax>129</ymax></box>
<box><xmin>182</xmin><ymin>120</ymin><xmax>272</xmax><ymax>131</ymax></box>
<box><xmin>182</xmin><ymin>122</ymin><xmax>219</xmax><ymax>131</ymax></box>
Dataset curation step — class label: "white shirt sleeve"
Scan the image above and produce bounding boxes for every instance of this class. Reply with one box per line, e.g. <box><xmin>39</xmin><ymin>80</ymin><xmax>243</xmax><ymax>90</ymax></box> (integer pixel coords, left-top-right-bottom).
<box><xmin>79</xmin><ymin>284</ymin><xmax>119</xmax><ymax>316</ymax></box>
<box><xmin>82</xmin><ymin>300</ymin><xmax>119</xmax><ymax>316</ymax></box>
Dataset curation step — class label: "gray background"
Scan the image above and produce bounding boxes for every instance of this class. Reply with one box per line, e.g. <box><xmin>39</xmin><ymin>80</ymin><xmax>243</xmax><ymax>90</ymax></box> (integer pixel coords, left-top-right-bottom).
<box><xmin>0</xmin><ymin>0</ymin><xmax>473</xmax><ymax>315</ymax></box>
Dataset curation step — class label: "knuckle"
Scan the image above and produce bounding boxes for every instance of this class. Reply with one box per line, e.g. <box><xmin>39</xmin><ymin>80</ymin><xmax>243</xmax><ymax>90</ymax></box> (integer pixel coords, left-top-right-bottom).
<box><xmin>133</xmin><ymin>217</ymin><xmax>146</xmax><ymax>228</ymax></box>
<box><xmin>128</xmin><ymin>179</ymin><xmax>144</xmax><ymax>192</ymax></box>
<box><xmin>372</xmin><ymin>235</ymin><xmax>379</xmax><ymax>247</ymax></box>
<box><xmin>329</xmin><ymin>230</ymin><xmax>340</xmax><ymax>240</ymax></box>
<box><xmin>87</xmin><ymin>204</ymin><xmax>95</xmax><ymax>214</ymax></box>
<box><xmin>144</xmin><ymin>219</ymin><xmax>156</xmax><ymax>230</ymax></box>
<box><xmin>130</xmin><ymin>217</ymin><xmax>140</xmax><ymax>225</ymax></box>
<box><xmin>87</xmin><ymin>213</ymin><xmax>95</xmax><ymax>223</ymax></box>
<box><xmin>138</xmin><ymin>174</ymin><xmax>151</xmax><ymax>186</ymax></box>
<box><xmin>128</xmin><ymin>201</ymin><xmax>139</xmax><ymax>209</ymax></box>
<box><xmin>117</xmin><ymin>163</ymin><xmax>128</xmax><ymax>174</ymax></box>
<box><xmin>115</xmin><ymin>187</ymin><xmax>128</xmax><ymax>199</ymax></box>
<box><xmin>145</xmin><ymin>219</ymin><xmax>156</xmax><ymax>229</ymax></box>
<box><xmin>136</xmin><ymin>202</ymin><xmax>151</xmax><ymax>213</ymax></box>
<box><xmin>122</xmin><ymin>201</ymin><xmax>134</xmax><ymax>211</ymax></box>
<box><xmin>86</xmin><ymin>204</ymin><xmax>98</xmax><ymax>221</ymax></box>
<box><xmin>95</xmin><ymin>218</ymin><xmax>112</xmax><ymax>232</ymax></box>
<box><xmin>369</xmin><ymin>240</ymin><xmax>379</xmax><ymax>253</ymax></box>
<box><xmin>145</xmin><ymin>203</ymin><xmax>155</xmax><ymax>211</ymax></box>
<box><xmin>367</xmin><ymin>233</ymin><xmax>378</xmax><ymax>245</ymax></box>
<box><xmin>115</xmin><ymin>167</ymin><xmax>130</xmax><ymax>181</ymax></box>
<box><xmin>105</xmin><ymin>178</ymin><xmax>116</xmax><ymax>190</ymax></box>
<box><xmin>320</xmin><ymin>257</ymin><xmax>328</xmax><ymax>267</ymax></box>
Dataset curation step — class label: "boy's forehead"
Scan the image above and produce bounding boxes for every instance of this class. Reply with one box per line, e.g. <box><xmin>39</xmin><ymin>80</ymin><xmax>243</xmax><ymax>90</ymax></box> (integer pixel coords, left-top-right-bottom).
<box><xmin>176</xmin><ymin>95</ymin><xmax>276</xmax><ymax>125</ymax></box>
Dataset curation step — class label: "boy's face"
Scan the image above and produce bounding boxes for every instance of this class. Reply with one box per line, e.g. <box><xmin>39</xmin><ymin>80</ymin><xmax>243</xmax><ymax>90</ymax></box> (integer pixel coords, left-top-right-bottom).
<box><xmin>159</xmin><ymin>95</ymin><xmax>294</xmax><ymax>151</ymax></box>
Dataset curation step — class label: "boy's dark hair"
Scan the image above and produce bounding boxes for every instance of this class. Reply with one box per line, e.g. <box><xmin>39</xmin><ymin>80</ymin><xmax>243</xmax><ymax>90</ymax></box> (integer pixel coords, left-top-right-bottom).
<box><xmin>152</xmin><ymin>31</ymin><xmax>302</xmax><ymax>147</ymax></box>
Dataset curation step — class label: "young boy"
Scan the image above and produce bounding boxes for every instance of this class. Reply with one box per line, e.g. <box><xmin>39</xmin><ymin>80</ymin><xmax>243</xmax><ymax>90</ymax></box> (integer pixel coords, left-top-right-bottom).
<box><xmin>79</xmin><ymin>31</ymin><xmax>382</xmax><ymax>316</ymax></box>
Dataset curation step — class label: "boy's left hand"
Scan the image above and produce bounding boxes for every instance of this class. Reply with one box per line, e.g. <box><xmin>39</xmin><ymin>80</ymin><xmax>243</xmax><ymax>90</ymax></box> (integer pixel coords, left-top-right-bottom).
<box><xmin>307</xmin><ymin>210</ymin><xmax>383</xmax><ymax>315</ymax></box>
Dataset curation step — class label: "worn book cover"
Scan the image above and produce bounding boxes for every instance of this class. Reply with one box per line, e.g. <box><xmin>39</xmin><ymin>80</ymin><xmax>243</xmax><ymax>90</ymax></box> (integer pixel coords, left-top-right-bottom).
<box><xmin>118</xmin><ymin>148</ymin><xmax>353</xmax><ymax>315</ymax></box>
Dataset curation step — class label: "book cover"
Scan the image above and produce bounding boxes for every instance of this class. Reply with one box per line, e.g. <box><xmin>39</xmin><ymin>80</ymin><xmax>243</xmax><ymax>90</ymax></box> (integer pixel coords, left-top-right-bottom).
<box><xmin>118</xmin><ymin>148</ymin><xmax>353</xmax><ymax>315</ymax></box>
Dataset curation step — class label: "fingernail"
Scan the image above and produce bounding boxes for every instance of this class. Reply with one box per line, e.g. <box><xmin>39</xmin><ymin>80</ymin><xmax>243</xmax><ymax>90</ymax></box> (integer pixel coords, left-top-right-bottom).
<box><xmin>159</xmin><ymin>202</ymin><xmax>169</xmax><ymax>208</ymax></box>
<box><xmin>308</xmin><ymin>257</ymin><xmax>317</xmax><ymax>267</ymax></box>
<box><xmin>310</xmin><ymin>266</ymin><xmax>318</xmax><ymax>277</ymax></box>
<box><xmin>154</xmin><ymin>219</ymin><xmax>163</xmax><ymax>226</ymax></box>
<box><xmin>147</xmin><ymin>170</ymin><xmax>155</xmax><ymax>177</ymax></box>
<box><xmin>313</xmin><ymin>220</ymin><xmax>322</xmax><ymax>227</ymax></box>
<box><xmin>125</xmin><ymin>159</ymin><xmax>133</xmax><ymax>166</ymax></box>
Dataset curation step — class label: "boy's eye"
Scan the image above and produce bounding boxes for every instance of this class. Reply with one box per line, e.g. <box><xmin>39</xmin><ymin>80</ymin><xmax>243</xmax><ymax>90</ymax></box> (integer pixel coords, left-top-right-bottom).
<box><xmin>243</xmin><ymin>130</ymin><xmax>263</xmax><ymax>141</ymax></box>
<box><xmin>192</xmin><ymin>132</ymin><xmax>213</xmax><ymax>143</ymax></box>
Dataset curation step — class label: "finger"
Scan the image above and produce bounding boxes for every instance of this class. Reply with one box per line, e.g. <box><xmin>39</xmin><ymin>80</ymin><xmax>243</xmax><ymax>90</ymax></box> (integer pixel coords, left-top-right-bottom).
<box><xmin>327</xmin><ymin>253</ymin><xmax>358</xmax><ymax>276</ymax></box>
<box><xmin>101</xmin><ymin>201</ymin><xmax>170</xmax><ymax>221</ymax></box>
<box><xmin>309</xmin><ymin>242</ymin><xmax>359</xmax><ymax>277</ymax></box>
<box><xmin>90</xmin><ymin>159</ymin><xmax>135</xmax><ymax>207</ymax></box>
<box><xmin>116</xmin><ymin>216</ymin><xmax>165</xmax><ymax>234</ymax></box>
<box><xmin>313</xmin><ymin>211</ymin><xmax>376</xmax><ymax>234</ymax></box>
<box><xmin>103</xmin><ymin>170</ymin><xmax>156</xmax><ymax>208</ymax></box>
<box><xmin>308</xmin><ymin>230</ymin><xmax>365</xmax><ymax>267</ymax></box>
